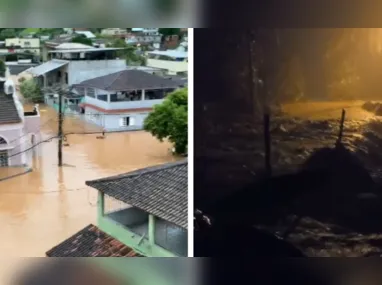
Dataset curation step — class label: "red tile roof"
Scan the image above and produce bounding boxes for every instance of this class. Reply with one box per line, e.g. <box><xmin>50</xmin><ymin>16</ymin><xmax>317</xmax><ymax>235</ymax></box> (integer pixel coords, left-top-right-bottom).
<box><xmin>46</xmin><ymin>224</ymin><xmax>143</xmax><ymax>257</ymax></box>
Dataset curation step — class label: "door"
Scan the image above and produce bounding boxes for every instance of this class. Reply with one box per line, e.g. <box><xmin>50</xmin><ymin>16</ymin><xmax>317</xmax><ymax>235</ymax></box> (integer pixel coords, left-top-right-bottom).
<box><xmin>0</xmin><ymin>150</ymin><xmax>8</xmax><ymax>167</ymax></box>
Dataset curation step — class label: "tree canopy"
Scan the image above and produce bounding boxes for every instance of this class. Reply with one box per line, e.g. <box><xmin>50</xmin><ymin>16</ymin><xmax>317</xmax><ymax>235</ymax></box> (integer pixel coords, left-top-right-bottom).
<box><xmin>71</xmin><ymin>35</ymin><xmax>93</xmax><ymax>46</ymax></box>
<box><xmin>20</xmin><ymin>79</ymin><xmax>44</xmax><ymax>103</ymax></box>
<box><xmin>107</xmin><ymin>38</ymin><xmax>146</xmax><ymax>66</ymax></box>
<box><xmin>144</xmin><ymin>88</ymin><xmax>188</xmax><ymax>154</ymax></box>
<box><xmin>0</xmin><ymin>60</ymin><xmax>6</xmax><ymax>77</ymax></box>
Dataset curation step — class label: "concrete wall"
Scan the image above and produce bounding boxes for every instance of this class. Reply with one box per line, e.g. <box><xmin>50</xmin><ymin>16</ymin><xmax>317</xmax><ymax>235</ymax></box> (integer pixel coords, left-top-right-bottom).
<box><xmin>85</xmin><ymin>94</ymin><xmax>163</xmax><ymax>110</ymax></box>
<box><xmin>24</xmin><ymin>108</ymin><xmax>41</xmax><ymax>143</ymax></box>
<box><xmin>0</xmin><ymin>124</ymin><xmax>26</xmax><ymax>166</ymax></box>
<box><xmin>6</xmin><ymin>38</ymin><xmax>40</xmax><ymax>48</ymax></box>
<box><xmin>84</xmin><ymin>106</ymin><xmax>148</xmax><ymax>131</ymax></box>
<box><xmin>106</xmin><ymin>208</ymin><xmax>149</xmax><ymax>227</ymax></box>
<box><xmin>67</xmin><ymin>60</ymin><xmax>126</xmax><ymax>85</ymax></box>
<box><xmin>146</xmin><ymin>59</ymin><xmax>188</xmax><ymax>75</ymax></box>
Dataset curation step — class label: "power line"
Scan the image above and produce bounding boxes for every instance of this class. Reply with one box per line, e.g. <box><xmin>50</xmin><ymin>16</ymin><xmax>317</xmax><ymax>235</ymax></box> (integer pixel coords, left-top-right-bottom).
<box><xmin>7</xmin><ymin>116</ymin><xmax>58</xmax><ymax>146</ymax></box>
<box><xmin>7</xmin><ymin>136</ymin><xmax>59</xmax><ymax>158</ymax></box>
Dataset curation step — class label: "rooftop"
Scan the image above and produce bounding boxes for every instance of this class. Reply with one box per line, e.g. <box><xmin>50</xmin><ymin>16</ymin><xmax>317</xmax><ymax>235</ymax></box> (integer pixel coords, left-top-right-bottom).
<box><xmin>148</xmin><ymin>50</ymin><xmax>188</xmax><ymax>59</ymax></box>
<box><xmin>74</xmin><ymin>31</ymin><xmax>96</xmax><ymax>39</ymax></box>
<box><xmin>46</xmin><ymin>224</ymin><xmax>143</xmax><ymax>257</ymax></box>
<box><xmin>86</xmin><ymin>160</ymin><xmax>188</xmax><ymax>229</ymax></box>
<box><xmin>49</xmin><ymin>47</ymin><xmax>124</xmax><ymax>53</ymax></box>
<box><xmin>74</xmin><ymin>69</ymin><xmax>181</xmax><ymax>91</ymax></box>
<box><xmin>27</xmin><ymin>59</ymin><xmax>69</xmax><ymax>77</ymax></box>
<box><xmin>55</xmin><ymin>43</ymin><xmax>93</xmax><ymax>50</ymax></box>
<box><xmin>0</xmin><ymin>86</ymin><xmax>21</xmax><ymax>125</ymax></box>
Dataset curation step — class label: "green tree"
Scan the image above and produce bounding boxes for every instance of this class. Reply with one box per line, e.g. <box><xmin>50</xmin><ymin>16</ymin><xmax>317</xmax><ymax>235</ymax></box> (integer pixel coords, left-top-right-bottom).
<box><xmin>20</xmin><ymin>79</ymin><xmax>44</xmax><ymax>103</ymax></box>
<box><xmin>0</xmin><ymin>28</ymin><xmax>17</xmax><ymax>40</ymax></box>
<box><xmin>158</xmin><ymin>28</ymin><xmax>181</xmax><ymax>37</ymax></box>
<box><xmin>144</xmin><ymin>88</ymin><xmax>188</xmax><ymax>154</ymax></box>
<box><xmin>108</xmin><ymin>38</ymin><xmax>146</xmax><ymax>65</ymax></box>
<box><xmin>71</xmin><ymin>35</ymin><xmax>93</xmax><ymax>46</ymax></box>
<box><xmin>0</xmin><ymin>60</ymin><xmax>6</xmax><ymax>77</ymax></box>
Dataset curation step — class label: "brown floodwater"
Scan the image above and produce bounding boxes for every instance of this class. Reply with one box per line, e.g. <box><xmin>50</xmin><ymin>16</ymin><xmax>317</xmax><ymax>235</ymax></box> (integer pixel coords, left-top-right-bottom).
<box><xmin>0</xmin><ymin>105</ymin><xmax>176</xmax><ymax>257</ymax></box>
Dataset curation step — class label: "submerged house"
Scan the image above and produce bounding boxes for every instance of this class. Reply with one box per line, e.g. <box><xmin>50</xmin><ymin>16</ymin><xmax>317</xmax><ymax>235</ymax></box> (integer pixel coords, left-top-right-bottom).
<box><xmin>46</xmin><ymin>160</ymin><xmax>188</xmax><ymax>257</ymax></box>
<box><xmin>0</xmin><ymin>78</ymin><xmax>40</xmax><ymax>167</ymax></box>
<box><xmin>74</xmin><ymin>69</ymin><xmax>181</xmax><ymax>130</ymax></box>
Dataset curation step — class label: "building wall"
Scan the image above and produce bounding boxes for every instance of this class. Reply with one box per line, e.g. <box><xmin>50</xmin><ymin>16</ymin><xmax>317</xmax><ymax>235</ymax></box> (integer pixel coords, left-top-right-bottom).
<box><xmin>67</xmin><ymin>60</ymin><xmax>126</xmax><ymax>85</ymax></box>
<box><xmin>6</xmin><ymin>38</ymin><xmax>40</xmax><ymax>48</ymax></box>
<box><xmin>146</xmin><ymin>59</ymin><xmax>188</xmax><ymax>75</ymax></box>
<box><xmin>0</xmin><ymin>123</ymin><xmax>26</xmax><ymax>166</ymax></box>
<box><xmin>84</xmin><ymin>106</ymin><xmax>149</xmax><ymax>131</ymax></box>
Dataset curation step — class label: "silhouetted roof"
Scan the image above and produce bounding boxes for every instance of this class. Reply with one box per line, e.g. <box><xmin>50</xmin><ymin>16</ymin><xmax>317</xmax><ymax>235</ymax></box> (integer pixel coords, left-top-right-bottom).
<box><xmin>75</xmin><ymin>69</ymin><xmax>181</xmax><ymax>91</ymax></box>
<box><xmin>86</xmin><ymin>160</ymin><xmax>188</xmax><ymax>229</ymax></box>
<box><xmin>0</xmin><ymin>89</ymin><xmax>21</xmax><ymax>125</ymax></box>
<box><xmin>46</xmin><ymin>224</ymin><xmax>142</xmax><ymax>257</ymax></box>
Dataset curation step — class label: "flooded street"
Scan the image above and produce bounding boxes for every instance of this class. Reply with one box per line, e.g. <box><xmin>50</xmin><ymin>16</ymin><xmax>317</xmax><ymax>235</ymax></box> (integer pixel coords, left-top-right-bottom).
<box><xmin>197</xmin><ymin>100</ymin><xmax>382</xmax><ymax>256</ymax></box>
<box><xmin>0</xmin><ymin>105</ymin><xmax>176</xmax><ymax>257</ymax></box>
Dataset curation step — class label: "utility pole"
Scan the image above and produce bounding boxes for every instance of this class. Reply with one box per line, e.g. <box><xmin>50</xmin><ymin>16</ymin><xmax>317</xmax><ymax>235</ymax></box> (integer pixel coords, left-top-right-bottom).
<box><xmin>58</xmin><ymin>89</ymin><xmax>63</xmax><ymax>166</ymax></box>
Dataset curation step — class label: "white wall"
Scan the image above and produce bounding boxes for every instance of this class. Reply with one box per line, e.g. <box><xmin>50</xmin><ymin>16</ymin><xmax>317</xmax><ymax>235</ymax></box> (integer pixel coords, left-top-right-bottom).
<box><xmin>84</xmin><ymin>107</ymin><xmax>149</xmax><ymax>131</ymax></box>
<box><xmin>85</xmin><ymin>95</ymin><xmax>163</xmax><ymax>110</ymax></box>
<box><xmin>146</xmin><ymin>59</ymin><xmax>188</xmax><ymax>75</ymax></box>
<box><xmin>0</xmin><ymin>123</ymin><xmax>26</xmax><ymax>166</ymax></box>
<box><xmin>67</xmin><ymin>60</ymin><xmax>126</xmax><ymax>85</ymax></box>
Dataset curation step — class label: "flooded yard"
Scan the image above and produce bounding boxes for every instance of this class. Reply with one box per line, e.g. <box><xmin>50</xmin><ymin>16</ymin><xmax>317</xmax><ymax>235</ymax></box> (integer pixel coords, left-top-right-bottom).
<box><xmin>0</xmin><ymin>105</ymin><xmax>176</xmax><ymax>257</ymax></box>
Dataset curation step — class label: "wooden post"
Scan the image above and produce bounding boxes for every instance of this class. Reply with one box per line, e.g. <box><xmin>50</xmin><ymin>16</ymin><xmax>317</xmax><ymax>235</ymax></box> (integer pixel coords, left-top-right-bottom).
<box><xmin>58</xmin><ymin>90</ymin><xmax>63</xmax><ymax>166</ymax></box>
<box><xmin>336</xmin><ymin>109</ymin><xmax>346</xmax><ymax>147</ymax></box>
<box><xmin>264</xmin><ymin>112</ymin><xmax>272</xmax><ymax>177</ymax></box>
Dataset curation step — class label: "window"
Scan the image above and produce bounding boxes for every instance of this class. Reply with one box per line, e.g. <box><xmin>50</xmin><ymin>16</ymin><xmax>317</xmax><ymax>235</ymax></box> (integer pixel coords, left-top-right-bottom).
<box><xmin>0</xmin><ymin>137</ymin><xmax>7</xmax><ymax>145</ymax></box>
<box><xmin>120</xmin><ymin>116</ymin><xmax>135</xmax><ymax>127</ymax></box>
<box><xmin>0</xmin><ymin>150</ymin><xmax>8</xmax><ymax>167</ymax></box>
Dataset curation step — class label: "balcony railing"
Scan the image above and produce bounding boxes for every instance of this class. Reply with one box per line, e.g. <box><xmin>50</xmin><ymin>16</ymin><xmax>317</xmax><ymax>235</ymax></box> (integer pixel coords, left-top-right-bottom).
<box><xmin>85</xmin><ymin>96</ymin><xmax>163</xmax><ymax>110</ymax></box>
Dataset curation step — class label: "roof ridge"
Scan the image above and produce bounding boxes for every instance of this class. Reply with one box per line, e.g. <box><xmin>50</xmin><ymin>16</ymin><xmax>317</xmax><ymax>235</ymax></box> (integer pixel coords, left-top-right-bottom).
<box><xmin>105</xmin><ymin>70</ymin><xmax>125</xmax><ymax>90</ymax></box>
<box><xmin>86</xmin><ymin>159</ymin><xmax>187</xmax><ymax>185</ymax></box>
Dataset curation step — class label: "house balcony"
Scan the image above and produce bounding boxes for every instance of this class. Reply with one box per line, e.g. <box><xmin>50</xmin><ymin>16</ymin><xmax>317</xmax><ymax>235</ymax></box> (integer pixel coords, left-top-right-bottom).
<box><xmin>98</xmin><ymin>204</ymin><xmax>187</xmax><ymax>257</ymax></box>
<box><xmin>84</xmin><ymin>94</ymin><xmax>164</xmax><ymax>111</ymax></box>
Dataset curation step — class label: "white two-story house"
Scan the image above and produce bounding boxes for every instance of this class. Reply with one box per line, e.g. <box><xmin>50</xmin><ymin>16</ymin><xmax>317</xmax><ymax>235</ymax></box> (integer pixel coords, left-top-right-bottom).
<box><xmin>0</xmin><ymin>78</ymin><xmax>41</xmax><ymax>167</ymax></box>
<box><xmin>74</xmin><ymin>70</ymin><xmax>182</xmax><ymax>131</ymax></box>
<box><xmin>25</xmin><ymin>48</ymin><xmax>126</xmax><ymax>88</ymax></box>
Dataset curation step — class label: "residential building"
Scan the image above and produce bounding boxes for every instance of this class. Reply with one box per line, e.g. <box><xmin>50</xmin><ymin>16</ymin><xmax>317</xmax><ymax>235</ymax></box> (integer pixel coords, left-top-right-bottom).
<box><xmin>0</xmin><ymin>78</ymin><xmax>40</xmax><ymax>167</ymax></box>
<box><xmin>25</xmin><ymin>48</ymin><xmax>126</xmax><ymax>88</ymax></box>
<box><xmin>5</xmin><ymin>38</ymin><xmax>41</xmax><ymax>55</ymax></box>
<box><xmin>131</xmin><ymin>28</ymin><xmax>160</xmax><ymax>35</ymax></box>
<box><xmin>146</xmin><ymin>50</ymin><xmax>188</xmax><ymax>75</ymax></box>
<box><xmin>42</xmin><ymin>35</ymin><xmax>74</xmax><ymax>62</ymax></box>
<box><xmin>74</xmin><ymin>69</ymin><xmax>181</xmax><ymax>130</ymax></box>
<box><xmin>45</xmin><ymin>160</ymin><xmax>188</xmax><ymax>257</ymax></box>
<box><xmin>125</xmin><ymin>33</ymin><xmax>162</xmax><ymax>46</ymax></box>
<box><xmin>101</xmin><ymin>28</ymin><xmax>128</xmax><ymax>37</ymax></box>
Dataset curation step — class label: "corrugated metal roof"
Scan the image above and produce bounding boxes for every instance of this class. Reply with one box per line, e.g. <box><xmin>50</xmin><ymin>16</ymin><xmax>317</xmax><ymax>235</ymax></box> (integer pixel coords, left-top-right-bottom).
<box><xmin>28</xmin><ymin>60</ymin><xmax>69</xmax><ymax>76</ymax></box>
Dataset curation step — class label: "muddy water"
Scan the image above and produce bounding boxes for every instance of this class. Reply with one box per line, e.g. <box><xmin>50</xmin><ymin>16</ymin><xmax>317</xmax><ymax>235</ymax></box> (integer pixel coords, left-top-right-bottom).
<box><xmin>0</xmin><ymin>105</ymin><xmax>176</xmax><ymax>257</ymax></box>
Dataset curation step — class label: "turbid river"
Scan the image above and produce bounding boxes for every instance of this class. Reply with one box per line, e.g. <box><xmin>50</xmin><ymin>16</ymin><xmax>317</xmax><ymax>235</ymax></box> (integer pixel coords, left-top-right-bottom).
<box><xmin>0</xmin><ymin>105</ymin><xmax>176</xmax><ymax>257</ymax></box>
